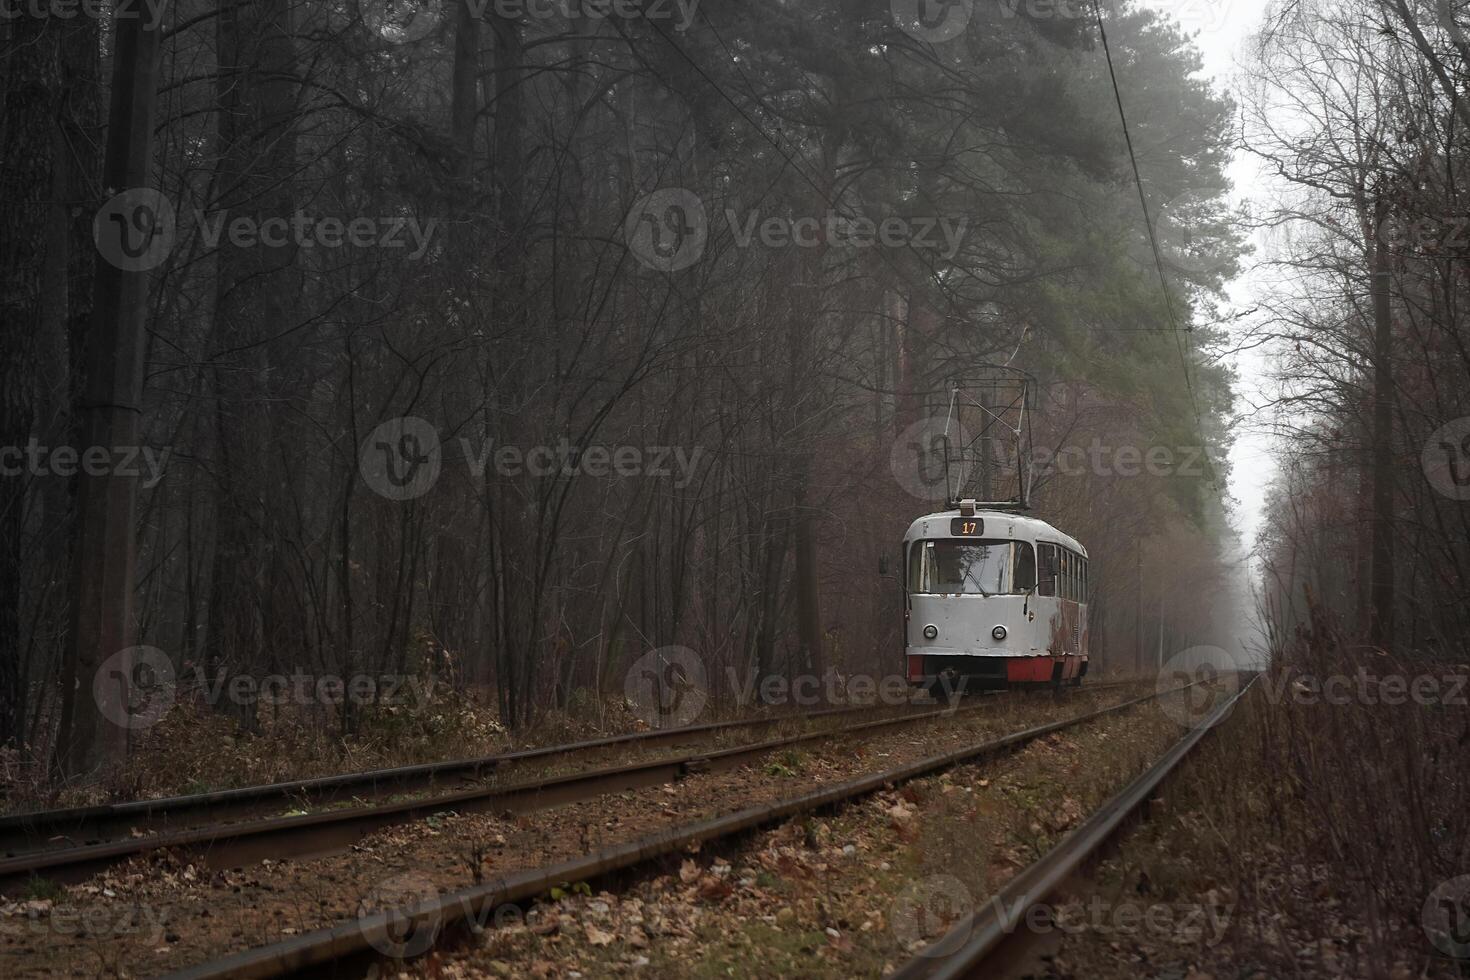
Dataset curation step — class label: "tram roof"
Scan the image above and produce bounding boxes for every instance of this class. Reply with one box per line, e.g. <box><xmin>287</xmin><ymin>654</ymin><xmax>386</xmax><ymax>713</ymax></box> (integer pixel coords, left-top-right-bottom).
<box><xmin>902</xmin><ymin>509</ymin><xmax>1088</xmax><ymax>558</ymax></box>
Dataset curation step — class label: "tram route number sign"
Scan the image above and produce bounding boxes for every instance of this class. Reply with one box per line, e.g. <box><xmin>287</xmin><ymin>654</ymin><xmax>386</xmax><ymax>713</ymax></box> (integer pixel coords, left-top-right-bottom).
<box><xmin>950</xmin><ymin>517</ymin><xmax>984</xmax><ymax>536</ymax></box>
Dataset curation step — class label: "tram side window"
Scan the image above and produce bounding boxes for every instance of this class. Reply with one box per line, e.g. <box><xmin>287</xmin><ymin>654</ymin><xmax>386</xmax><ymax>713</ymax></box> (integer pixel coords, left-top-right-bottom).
<box><xmin>1038</xmin><ymin>544</ymin><xmax>1057</xmax><ymax>596</ymax></box>
<box><xmin>1081</xmin><ymin>559</ymin><xmax>1088</xmax><ymax>602</ymax></box>
<box><xmin>1014</xmin><ymin>542</ymin><xmax>1037</xmax><ymax>591</ymax></box>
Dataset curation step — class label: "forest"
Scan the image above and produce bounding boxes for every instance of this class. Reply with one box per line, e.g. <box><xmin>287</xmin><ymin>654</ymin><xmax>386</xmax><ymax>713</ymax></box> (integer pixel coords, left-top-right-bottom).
<box><xmin>5</xmin><ymin>0</ymin><xmax>1242</xmax><ymax>789</ymax></box>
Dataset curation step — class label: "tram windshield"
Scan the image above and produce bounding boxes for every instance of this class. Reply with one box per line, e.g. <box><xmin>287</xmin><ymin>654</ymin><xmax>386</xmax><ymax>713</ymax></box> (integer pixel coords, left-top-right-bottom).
<box><xmin>908</xmin><ymin>539</ymin><xmax>1036</xmax><ymax>595</ymax></box>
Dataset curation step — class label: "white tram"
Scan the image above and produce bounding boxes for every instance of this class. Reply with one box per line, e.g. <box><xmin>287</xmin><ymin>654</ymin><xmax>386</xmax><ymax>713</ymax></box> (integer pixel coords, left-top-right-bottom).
<box><xmin>902</xmin><ymin>500</ymin><xmax>1090</xmax><ymax>690</ymax></box>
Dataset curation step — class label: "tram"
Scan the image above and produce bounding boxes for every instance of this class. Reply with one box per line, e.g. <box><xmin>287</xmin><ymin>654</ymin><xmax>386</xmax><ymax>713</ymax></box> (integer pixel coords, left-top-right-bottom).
<box><xmin>901</xmin><ymin>499</ymin><xmax>1089</xmax><ymax>691</ymax></box>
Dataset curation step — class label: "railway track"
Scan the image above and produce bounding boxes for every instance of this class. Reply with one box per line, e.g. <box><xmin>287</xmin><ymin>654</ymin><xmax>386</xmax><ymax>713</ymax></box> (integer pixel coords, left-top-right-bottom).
<box><xmin>0</xmin><ymin>699</ymin><xmax>908</xmax><ymax>856</ymax></box>
<box><xmin>886</xmin><ymin>674</ymin><xmax>1257</xmax><ymax>978</ymax></box>
<box><xmin>145</xmin><ymin>679</ymin><xmax>1202</xmax><ymax>980</ymax></box>
<box><xmin>0</xmin><ymin>680</ymin><xmax>1139</xmax><ymax>893</ymax></box>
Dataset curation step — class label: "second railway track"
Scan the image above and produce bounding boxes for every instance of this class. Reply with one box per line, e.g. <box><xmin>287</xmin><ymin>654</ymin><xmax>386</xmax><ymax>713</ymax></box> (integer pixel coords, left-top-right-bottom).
<box><xmin>0</xmin><ymin>680</ymin><xmax>1140</xmax><ymax>893</ymax></box>
<box><xmin>152</xmin><ymin>678</ymin><xmax>1218</xmax><ymax>980</ymax></box>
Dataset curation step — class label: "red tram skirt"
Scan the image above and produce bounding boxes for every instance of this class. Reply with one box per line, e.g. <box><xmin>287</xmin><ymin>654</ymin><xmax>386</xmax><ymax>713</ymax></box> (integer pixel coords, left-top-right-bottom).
<box><xmin>907</xmin><ymin>655</ymin><xmax>1083</xmax><ymax>683</ymax></box>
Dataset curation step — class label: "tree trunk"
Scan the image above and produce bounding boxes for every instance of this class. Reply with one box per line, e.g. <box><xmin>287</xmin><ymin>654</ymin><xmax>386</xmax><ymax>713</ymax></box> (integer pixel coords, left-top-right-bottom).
<box><xmin>60</xmin><ymin>7</ymin><xmax>165</xmax><ymax>777</ymax></box>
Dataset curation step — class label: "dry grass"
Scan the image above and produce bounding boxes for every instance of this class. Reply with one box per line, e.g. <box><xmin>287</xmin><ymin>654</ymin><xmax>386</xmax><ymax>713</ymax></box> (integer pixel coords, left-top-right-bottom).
<box><xmin>1050</xmin><ymin>602</ymin><xmax>1470</xmax><ymax>978</ymax></box>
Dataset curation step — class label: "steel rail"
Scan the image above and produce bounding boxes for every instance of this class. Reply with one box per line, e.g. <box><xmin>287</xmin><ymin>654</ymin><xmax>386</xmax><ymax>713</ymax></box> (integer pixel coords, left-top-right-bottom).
<box><xmin>6</xmin><ymin>683</ymin><xmax>1145</xmax><ymax>855</ymax></box>
<box><xmin>0</xmin><ymin>685</ymin><xmax>1128</xmax><ymax>890</ymax></box>
<box><xmin>1</xmin><ymin>680</ymin><xmax>1139</xmax><ymax>859</ymax></box>
<box><xmin>885</xmin><ymin>674</ymin><xmax>1257</xmax><ymax>980</ymax></box>
<box><xmin>0</xmin><ymin>700</ymin><xmax>906</xmax><ymax>855</ymax></box>
<box><xmin>157</xmin><ymin>684</ymin><xmax>1180</xmax><ymax>980</ymax></box>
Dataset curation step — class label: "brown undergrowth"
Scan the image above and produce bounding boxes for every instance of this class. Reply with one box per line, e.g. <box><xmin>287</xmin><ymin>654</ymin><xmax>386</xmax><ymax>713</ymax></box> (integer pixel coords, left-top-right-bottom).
<box><xmin>1044</xmin><ymin>604</ymin><xmax>1470</xmax><ymax>979</ymax></box>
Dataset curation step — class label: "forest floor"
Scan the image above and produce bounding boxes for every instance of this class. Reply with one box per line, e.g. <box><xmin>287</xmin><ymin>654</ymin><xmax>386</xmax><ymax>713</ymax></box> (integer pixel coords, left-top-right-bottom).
<box><xmin>1033</xmin><ymin>685</ymin><xmax>1463</xmax><ymax>980</ymax></box>
<box><xmin>395</xmin><ymin>692</ymin><xmax>1189</xmax><ymax>980</ymax></box>
<box><xmin>0</xmin><ymin>683</ymin><xmax>1146</xmax><ymax>978</ymax></box>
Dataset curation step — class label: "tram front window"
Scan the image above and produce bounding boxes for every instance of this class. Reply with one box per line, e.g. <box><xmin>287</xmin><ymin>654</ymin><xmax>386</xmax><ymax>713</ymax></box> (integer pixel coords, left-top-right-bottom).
<box><xmin>911</xmin><ymin>539</ymin><xmax>1034</xmax><ymax>595</ymax></box>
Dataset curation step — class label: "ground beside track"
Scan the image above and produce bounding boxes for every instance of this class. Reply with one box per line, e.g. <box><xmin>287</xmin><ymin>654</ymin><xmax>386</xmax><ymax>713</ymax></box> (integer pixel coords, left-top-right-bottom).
<box><xmin>0</xmin><ymin>684</ymin><xmax>1143</xmax><ymax>978</ymax></box>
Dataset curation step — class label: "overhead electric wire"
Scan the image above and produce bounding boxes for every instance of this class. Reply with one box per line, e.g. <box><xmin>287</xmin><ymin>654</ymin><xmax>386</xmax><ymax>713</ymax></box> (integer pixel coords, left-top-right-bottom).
<box><xmin>1090</xmin><ymin>0</ymin><xmax>1219</xmax><ymax>489</ymax></box>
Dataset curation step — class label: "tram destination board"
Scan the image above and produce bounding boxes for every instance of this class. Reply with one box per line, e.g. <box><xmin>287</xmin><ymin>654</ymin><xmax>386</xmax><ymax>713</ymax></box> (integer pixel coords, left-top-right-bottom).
<box><xmin>950</xmin><ymin>517</ymin><xmax>984</xmax><ymax>536</ymax></box>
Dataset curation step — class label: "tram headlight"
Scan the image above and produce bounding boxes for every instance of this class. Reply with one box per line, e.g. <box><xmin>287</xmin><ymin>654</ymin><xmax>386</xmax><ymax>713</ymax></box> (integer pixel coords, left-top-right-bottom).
<box><xmin>991</xmin><ymin>625</ymin><xmax>1007</xmax><ymax>641</ymax></box>
<box><xmin>922</xmin><ymin>624</ymin><xmax>938</xmax><ymax>640</ymax></box>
